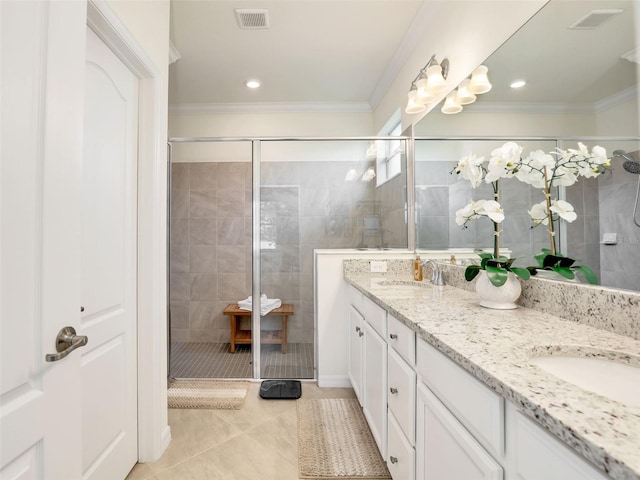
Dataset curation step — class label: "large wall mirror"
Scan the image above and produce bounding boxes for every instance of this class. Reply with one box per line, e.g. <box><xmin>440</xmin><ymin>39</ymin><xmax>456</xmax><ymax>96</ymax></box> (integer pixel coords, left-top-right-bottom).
<box><xmin>414</xmin><ymin>0</ymin><xmax>639</xmax><ymax>292</ymax></box>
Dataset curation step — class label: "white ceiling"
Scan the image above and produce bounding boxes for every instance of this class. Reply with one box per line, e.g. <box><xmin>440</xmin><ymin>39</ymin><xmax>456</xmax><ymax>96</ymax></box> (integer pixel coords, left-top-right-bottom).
<box><xmin>169</xmin><ymin>0</ymin><xmax>639</xmax><ymax>112</ymax></box>
<box><xmin>475</xmin><ymin>0</ymin><xmax>638</xmax><ymax>108</ymax></box>
<box><xmin>169</xmin><ymin>0</ymin><xmax>423</xmax><ymax>107</ymax></box>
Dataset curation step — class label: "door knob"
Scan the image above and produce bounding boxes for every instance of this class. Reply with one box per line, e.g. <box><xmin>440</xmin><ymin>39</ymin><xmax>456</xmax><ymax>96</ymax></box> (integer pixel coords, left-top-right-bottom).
<box><xmin>45</xmin><ymin>326</ymin><xmax>88</xmax><ymax>362</ymax></box>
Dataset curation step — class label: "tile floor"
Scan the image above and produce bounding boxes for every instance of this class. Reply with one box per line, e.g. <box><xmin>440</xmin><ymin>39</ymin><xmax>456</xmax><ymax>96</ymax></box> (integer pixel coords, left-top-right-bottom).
<box><xmin>125</xmin><ymin>382</ymin><xmax>355</xmax><ymax>480</ymax></box>
<box><xmin>170</xmin><ymin>342</ymin><xmax>314</xmax><ymax>379</ymax></box>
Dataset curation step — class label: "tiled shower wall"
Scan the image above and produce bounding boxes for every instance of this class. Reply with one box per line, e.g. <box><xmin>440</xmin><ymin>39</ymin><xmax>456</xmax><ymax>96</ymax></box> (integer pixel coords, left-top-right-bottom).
<box><xmin>170</xmin><ymin>162</ymin><xmax>252</xmax><ymax>343</ymax></box>
<box><xmin>170</xmin><ymin>160</ymin><xmax>405</xmax><ymax>344</ymax></box>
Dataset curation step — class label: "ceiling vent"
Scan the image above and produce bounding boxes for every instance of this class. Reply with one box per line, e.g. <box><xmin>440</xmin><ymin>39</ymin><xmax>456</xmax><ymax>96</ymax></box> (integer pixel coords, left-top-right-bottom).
<box><xmin>569</xmin><ymin>9</ymin><xmax>623</xmax><ymax>29</ymax></box>
<box><xmin>235</xmin><ymin>9</ymin><xmax>270</xmax><ymax>29</ymax></box>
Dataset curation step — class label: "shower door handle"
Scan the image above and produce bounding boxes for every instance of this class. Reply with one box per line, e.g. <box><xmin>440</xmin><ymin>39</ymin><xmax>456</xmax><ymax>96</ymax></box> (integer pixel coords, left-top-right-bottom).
<box><xmin>45</xmin><ymin>326</ymin><xmax>88</xmax><ymax>362</ymax></box>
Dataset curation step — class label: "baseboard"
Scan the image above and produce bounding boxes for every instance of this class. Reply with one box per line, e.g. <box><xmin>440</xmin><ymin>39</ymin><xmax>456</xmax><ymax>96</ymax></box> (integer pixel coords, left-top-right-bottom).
<box><xmin>317</xmin><ymin>375</ymin><xmax>352</xmax><ymax>388</ymax></box>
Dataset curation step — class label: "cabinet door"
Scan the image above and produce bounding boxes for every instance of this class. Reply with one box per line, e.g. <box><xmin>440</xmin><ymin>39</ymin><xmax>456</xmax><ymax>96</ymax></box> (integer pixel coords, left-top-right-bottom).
<box><xmin>363</xmin><ymin>321</ymin><xmax>388</xmax><ymax>458</ymax></box>
<box><xmin>509</xmin><ymin>406</ymin><xmax>608</xmax><ymax>480</ymax></box>
<box><xmin>416</xmin><ymin>383</ymin><xmax>503</xmax><ymax>480</ymax></box>
<box><xmin>348</xmin><ymin>305</ymin><xmax>364</xmax><ymax>404</ymax></box>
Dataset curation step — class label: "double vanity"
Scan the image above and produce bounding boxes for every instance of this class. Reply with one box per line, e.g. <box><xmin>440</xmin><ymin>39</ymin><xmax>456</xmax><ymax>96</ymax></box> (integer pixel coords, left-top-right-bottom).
<box><xmin>338</xmin><ymin>257</ymin><xmax>640</xmax><ymax>480</ymax></box>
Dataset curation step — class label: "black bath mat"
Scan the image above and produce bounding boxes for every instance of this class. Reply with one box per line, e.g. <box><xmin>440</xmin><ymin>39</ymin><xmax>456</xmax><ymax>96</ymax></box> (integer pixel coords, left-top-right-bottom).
<box><xmin>259</xmin><ymin>379</ymin><xmax>302</xmax><ymax>399</ymax></box>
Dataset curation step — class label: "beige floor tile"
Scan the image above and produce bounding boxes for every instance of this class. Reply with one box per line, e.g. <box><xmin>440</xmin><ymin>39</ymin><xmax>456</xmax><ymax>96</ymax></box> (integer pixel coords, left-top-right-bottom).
<box><xmin>126</xmin><ymin>382</ymin><xmax>355</xmax><ymax>480</ymax></box>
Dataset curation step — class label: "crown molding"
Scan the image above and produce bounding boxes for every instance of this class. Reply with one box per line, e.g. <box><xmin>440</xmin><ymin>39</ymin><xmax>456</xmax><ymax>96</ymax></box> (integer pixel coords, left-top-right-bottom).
<box><xmin>594</xmin><ymin>86</ymin><xmax>638</xmax><ymax>113</ymax></box>
<box><xmin>462</xmin><ymin>86</ymin><xmax>638</xmax><ymax>115</ymax></box>
<box><xmin>169</xmin><ymin>102</ymin><xmax>372</xmax><ymax>115</ymax></box>
<box><xmin>461</xmin><ymin>101</ymin><xmax>594</xmax><ymax>114</ymax></box>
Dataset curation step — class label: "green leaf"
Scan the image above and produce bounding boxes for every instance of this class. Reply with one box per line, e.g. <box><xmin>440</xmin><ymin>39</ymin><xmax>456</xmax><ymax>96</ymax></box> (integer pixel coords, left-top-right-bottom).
<box><xmin>510</xmin><ymin>267</ymin><xmax>531</xmax><ymax>281</ymax></box>
<box><xmin>464</xmin><ymin>265</ymin><xmax>481</xmax><ymax>281</ymax></box>
<box><xmin>486</xmin><ymin>264</ymin><xmax>508</xmax><ymax>287</ymax></box>
<box><xmin>574</xmin><ymin>264</ymin><xmax>598</xmax><ymax>285</ymax></box>
<box><xmin>551</xmin><ymin>266</ymin><xmax>575</xmax><ymax>280</ymax></box>
<box><xmin>533</xmin><ymin>252</ymin><xmax>547</xmax><ymax>268</ymax></box>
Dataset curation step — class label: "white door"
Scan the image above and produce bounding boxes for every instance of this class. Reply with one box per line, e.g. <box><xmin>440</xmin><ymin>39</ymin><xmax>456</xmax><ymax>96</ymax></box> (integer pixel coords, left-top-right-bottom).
<box><xmin>80</xmin><ymin>28</ymin><xmax>138</xmax><ymax>480</ymax></box>
<box><xmin>1</xmin><ymin>1</ymin><xmax>86</xmax><ymax>479</ymax></box>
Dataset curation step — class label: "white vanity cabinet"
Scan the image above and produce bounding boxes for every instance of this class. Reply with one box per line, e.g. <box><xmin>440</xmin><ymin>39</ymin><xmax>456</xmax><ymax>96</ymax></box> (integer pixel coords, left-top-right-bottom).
<box><xmin>347</xmin><ymin>288</ymin><xmax>388</xmax><ymax>457</ymax></box>
<box><xmin>386</xmin><ymin>314</ymin><xmax>416</xmax><ymax>480</ymax></box>
<box><xmin>506</xmin><ymin>403</ymin><xmax>609</xmax><ymax>480</ymax></box>
<box><xmin>348</xmin><ymin>304</ymin><xmax>364</xmax><ymax>404</ymax></box>
<box><xmin>417</xmin><ymin>382</ymin><xmax>503</xmax><ymax>480</ymax></box>
<box><xmin>363</xmin><ymin>317</ymin><xmax>388</xmax><ymax>457</ymax></box>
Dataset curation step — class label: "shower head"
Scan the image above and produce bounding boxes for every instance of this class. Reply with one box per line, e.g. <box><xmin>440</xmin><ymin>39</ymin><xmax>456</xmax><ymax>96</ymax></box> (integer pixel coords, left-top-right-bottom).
<box><xmin>612</xmin><ymin>150</ymin><xmax>640</xmax><ymax>174</ymax></box>
<box><xmin>624</xmin><ymin>160</ymin><xmax>640</xmax><ymax>175</ymax></box>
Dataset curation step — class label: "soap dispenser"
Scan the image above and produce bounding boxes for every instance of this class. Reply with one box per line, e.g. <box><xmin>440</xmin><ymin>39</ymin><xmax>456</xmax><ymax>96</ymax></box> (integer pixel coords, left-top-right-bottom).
<box><xmin>414</xmin><ymin>255</ymin><xmax>423</xmax><ymax>281</ymax></box>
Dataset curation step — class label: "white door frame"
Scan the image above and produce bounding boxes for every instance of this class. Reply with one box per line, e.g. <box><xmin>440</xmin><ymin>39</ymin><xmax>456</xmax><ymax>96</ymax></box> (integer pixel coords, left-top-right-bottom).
<box><xmin>87</xmin><ymin>0</ymin><xmax>170</xmax><ymax>463</ymax></box>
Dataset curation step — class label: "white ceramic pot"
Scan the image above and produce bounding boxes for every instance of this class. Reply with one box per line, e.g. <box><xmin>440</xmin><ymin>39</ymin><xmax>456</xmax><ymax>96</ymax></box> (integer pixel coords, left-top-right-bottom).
<box><xmin>475</xmin><ymin>270</ymin><xmax>522</xmax><ymax>310</ymax></box>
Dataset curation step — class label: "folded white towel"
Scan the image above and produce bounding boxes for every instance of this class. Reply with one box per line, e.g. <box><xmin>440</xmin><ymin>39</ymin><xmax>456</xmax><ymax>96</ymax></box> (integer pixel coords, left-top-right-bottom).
<box><xmin>237</xmin><ymin>294</ymin><xmax>282</xmax><ymax>316</ymax></box>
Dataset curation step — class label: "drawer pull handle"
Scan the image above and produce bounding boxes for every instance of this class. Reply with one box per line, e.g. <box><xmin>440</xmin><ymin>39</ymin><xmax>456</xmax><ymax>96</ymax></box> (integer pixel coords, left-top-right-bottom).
<box><xmin>389</xmin><ymin>387</ymin><xmax>398</xmax><ymax>394</ymax></box>
<box><xmin>358</xmin><ymin>331</ymin><xmax>364</xmax><ymax>337</ymax></box>
<box><xmin>389</xmin><ymin>333</ymin><xmax>398</xmax><ymax>340</ymax></box>
<box><xmin>389</xmin><ymin>456</ymin><xmax>398</xmax><ymax>464</ymax></box>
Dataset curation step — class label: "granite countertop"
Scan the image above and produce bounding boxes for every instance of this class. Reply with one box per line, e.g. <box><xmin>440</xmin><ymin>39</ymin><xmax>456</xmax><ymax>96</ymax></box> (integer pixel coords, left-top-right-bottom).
<box><xmin>344</xmin><ymin>272</ymin><xmax>640</xmax><ymax>480</ymax></box>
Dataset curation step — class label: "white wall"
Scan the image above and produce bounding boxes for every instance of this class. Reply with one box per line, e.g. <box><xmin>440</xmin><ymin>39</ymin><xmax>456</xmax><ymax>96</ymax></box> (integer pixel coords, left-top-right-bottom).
<box><xmin>414</xmin><ymin>109</ymin><xmax>597</xmax><ymax>137</ymax></box>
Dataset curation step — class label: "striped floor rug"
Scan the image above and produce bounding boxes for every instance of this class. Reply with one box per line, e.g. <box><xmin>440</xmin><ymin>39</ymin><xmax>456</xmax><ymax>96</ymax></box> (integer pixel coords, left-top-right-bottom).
<box><xmin>167</xmin><ymin>380</ymin><xmax>249</xmax><ymax>410</ymax></box>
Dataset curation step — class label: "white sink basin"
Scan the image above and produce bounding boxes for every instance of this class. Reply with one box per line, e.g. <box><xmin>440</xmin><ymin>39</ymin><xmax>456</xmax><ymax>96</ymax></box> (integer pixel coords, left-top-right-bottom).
<box><xmin>531</xmin><ymin>355</ymin><xmax>640</xmax><ymax>408</ymax></box>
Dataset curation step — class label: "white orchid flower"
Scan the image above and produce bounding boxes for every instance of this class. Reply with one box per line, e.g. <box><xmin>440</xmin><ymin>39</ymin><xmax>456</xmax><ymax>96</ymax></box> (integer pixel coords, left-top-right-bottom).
<box><xmin>478</xmin><ymin>200</ymin><xmax>505</xmax><ymax>223</ymax></box>
<box><xmin>455</xmin><ymin>202</ymin><xmax>476</xmax><ymax>226</ymax></box>
<box><xmin>515</xmin><ymin>150</ymin><xmax>556</xmax><ymax>188</ymax></box>
<box><xmin>528</xmin><ymin>201</ymin><xmax>549</xmax><ymax>225</ymax></box>
<box><xmin>591</xmin><ymin>145</ymin><xmax>609</xmax><ymax>165</ymax></box>
<box><xmin>455</xmin><ymin>154</ymin><xmax>485</xmax><ymax>188</ymax></box>
<box><xmin>485</xmin><ymin>142</ymin><xmax>521</xmax><ymax>183</ymax></box>
<box><xmin>491</xmin><ymin>142</ymin><xmax>523</xmax><ymax>166</ymax></box>
<box><xmin>549</xmin><ymin>199</ymin><xmax>577</xmax><ymax>222</ymax></box>
<box><xmin>552</xmin><ymin>166</ymin><xmax>578</xmax><ymax>186</ymax></box>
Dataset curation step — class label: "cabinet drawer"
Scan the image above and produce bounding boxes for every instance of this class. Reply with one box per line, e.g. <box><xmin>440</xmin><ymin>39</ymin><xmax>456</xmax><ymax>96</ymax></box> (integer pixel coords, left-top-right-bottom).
<box><xmin>387</xmin><ymin>314</ymin><xmax>415</xmax><ymax>365</ymax></box>
<box><xmin>387</xmin><ymin>347</ymin><xmax>416</xmax><ymax>444</ymax></box>
<box><xmin>387</xmin><ymin>410</ymin><xmax>415</xmax><ymax>480</ymax></box>
<box><xmin>361</xmin><ymin>295</ymin><xmax>386</xmax><ymax>337</ymax></box>
<box><xmin>417</xmin><ymin>339</ymin><xmax>504</xmax><ymax>457</ymax></box>
<box><xmin>347</xmin><ymin>284</ymin><xmax>362</xmax><ymax>313</ymax></box>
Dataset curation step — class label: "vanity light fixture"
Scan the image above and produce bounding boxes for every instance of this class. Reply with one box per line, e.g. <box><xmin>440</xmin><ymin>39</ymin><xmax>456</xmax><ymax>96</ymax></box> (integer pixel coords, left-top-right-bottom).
<box><xmin>361</xmin><ymin>166</ymin><xmax>376</xmax><ymax>182</ymax></box>
<box><xmin>246</xmin><ymin>79</ymin><xmax>261</xmax><ymax>89</ymax></box>
<box><xmin>404</xmin><ymin>54</ymin><xmax>450</xmax><ymax>114</ymax></box>
<box><xmin>441</xmin><ymin>92</ymin><xmax>463</xmax><ymax>114</ymax></box>
<box><xmin>454</xmin><ymin>79</ymin><xmax>477</xmax><ymax>105</ymax></box>
<box><xmin>468</xmin><ymin>65</ymin><xmax>492</xmax><ymax>94</ymax></box>
<box><xmin>344</xmin><ymin>168</ymin><xmax>359</xmax><ymax>182</ymax></box>
<box><xmin>510</xmin><ymin>79</ymin><xmax>527</xmax><ymax>89</ymax></box>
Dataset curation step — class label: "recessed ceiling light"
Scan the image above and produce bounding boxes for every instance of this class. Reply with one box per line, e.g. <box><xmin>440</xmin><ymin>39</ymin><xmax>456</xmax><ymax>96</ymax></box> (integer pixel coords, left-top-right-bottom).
<box><xmin>510</xmin><ymin>80</ymin><xmax>526</xmax><ymax>89</ymax></box>
<box><xmin>246</xmin><ymin>79</ymin><xmax>261</xmax><ymax>89</ymax></box>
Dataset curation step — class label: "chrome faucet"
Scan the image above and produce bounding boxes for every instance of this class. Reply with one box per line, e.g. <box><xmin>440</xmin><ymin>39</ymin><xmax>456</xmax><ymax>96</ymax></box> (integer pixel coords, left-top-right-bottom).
<box><xmin>421</xmin><ymin>259</ymin><xmax>445</xmax><ymax>286</ymax></box>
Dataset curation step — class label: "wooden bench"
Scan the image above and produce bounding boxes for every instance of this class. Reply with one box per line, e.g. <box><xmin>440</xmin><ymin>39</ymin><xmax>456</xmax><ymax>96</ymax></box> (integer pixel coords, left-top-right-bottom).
<box><xmin>223</xmin><ymin>303</ymin><xmax>294</xmax><ymax>354</ymax></box>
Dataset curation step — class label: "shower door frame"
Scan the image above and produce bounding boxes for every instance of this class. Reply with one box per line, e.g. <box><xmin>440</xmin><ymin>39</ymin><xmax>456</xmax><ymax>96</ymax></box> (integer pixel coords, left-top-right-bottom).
<box><xmin>167</xmin><ymin>135</ymin><xmax>411</xmax><ymax>380</ymax></box>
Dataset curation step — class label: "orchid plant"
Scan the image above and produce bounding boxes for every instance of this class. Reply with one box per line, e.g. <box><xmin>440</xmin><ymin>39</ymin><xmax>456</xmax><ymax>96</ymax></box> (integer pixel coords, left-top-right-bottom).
<box><xmin>514</xmin><ymin>142</ymin><xmax>610</xmax><ymax>283</ymax></box>
<box><xmin>453</xmin><ymin>143</ymin><xmax>531</xmax><ymax>287</ymax></box>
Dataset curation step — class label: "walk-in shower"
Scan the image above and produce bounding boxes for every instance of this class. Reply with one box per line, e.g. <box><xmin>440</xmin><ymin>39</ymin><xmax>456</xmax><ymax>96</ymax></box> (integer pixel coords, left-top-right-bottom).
<box><xmin>613</xmin><ymin>150</ymin><xmax>640</xmax><ymax>228</ymax></box>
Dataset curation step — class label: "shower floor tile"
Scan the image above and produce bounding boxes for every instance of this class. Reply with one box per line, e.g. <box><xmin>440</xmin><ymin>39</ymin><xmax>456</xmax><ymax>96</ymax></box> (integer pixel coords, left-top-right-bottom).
<box><xmin>170</xmin><ymin>342</ymin><xmax>314</xmax><ymax>379</ymax></box>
